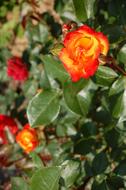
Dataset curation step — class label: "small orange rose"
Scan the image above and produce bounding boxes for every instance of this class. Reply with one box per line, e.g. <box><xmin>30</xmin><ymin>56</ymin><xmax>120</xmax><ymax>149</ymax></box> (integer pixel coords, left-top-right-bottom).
<box><xmin>16</xmin><ymin>124</ymin><xmax>38</xmax><ymax>153</ymax></box>
<box><xmin>59</xmin><ymin>25</ymin><xmax>109</xmax><ymax>82</ymax></box>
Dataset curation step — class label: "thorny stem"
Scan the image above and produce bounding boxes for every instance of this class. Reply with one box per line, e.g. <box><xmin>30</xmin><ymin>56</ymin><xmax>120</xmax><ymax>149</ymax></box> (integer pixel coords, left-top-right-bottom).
<box><xmin>107</xmin><ymin>56</ymin><xmax>126</xmax><ymax>76</ymax></box>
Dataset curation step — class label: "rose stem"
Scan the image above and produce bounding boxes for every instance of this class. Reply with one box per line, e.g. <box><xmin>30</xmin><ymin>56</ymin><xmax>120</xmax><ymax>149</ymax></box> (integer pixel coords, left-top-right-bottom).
<box><xmin>107</xmin><ymin>56</ymin><xmax>126</xmax><ymax>76</ymax></box>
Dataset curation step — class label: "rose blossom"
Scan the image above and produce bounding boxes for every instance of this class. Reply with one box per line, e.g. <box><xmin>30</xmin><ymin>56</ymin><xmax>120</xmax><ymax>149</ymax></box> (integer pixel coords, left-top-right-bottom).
<box><xmin>59</xmin><ymin>25</ymin><xmax>109</xmax><ymax>82</ymax></box>
<box><xmin>16</xmin><ymin>124</ymin><xmax>39</xmax><ymax>153</ymax></box>
<box><xmin>7</xmin><ymin>56</ymin><xmax>28</xmax><ymax>81</ymax></box>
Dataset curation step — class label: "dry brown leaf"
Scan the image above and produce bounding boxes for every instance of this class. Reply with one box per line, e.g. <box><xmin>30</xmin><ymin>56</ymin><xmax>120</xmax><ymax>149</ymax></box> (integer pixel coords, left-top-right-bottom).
<box><xmin>10</xmin><ymin>36</ymin><xmax>28</xmax><ymax>57</ymax></box>
<box><xmin>30</xmin><ymin>0</ymin><xmax>63</xmax><ymax>25</ymax></box>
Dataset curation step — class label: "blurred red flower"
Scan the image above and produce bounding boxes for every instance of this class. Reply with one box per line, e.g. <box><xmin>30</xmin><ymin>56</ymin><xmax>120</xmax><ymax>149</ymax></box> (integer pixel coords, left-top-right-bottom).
<box><xmin>0</xmin><ymin>115</ymin><xmax>18</xmax><ymax>144</ymax></box>
<box><xmin>7</xmin><ymin>57</ymin><xmax>29</xmax><ymax>81</ymax></box>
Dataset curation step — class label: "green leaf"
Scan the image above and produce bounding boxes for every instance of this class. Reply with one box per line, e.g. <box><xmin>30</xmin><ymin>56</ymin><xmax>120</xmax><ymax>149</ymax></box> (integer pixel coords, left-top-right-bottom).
<box><xmin>40</xmin><ymin>70</ymin><xmax>51</xmax><ymax>90</ymax></box>
<box><xmin>95</xmin><ymin>66</ymin><xmax>118</xmax><ymax>86</ymax></box>
<box><xmin>111</xmin><ymin>93</ymin><xmax>124</xmax><ymax>118</ymax></box>
<box><xmin>31</xmin><ymin>167</ymin><xmax>60</xmax><ymax>190</ymax></box>
<box><xmin>92</xmin><ymin>152</ymin><xmax>108</xmax><ymax>175</ymax></box>
<box><xmin>108</xmin><ymin>1</ymin><xmax>126</xmax><ymax>25</ymax></box>
<box><xmin>56</xmin><ymin>124</ymin><xmax>66</xmax><ymax>137</ymax></box>
<box><xmin>27</xmin><ymin>90</ymin><xmax>60</xmax><ymax>127</ymax></box>
<box><xmin>105</xmin><ymin>127</ymin><xmax>120</xmax><ymax>148</ymax></box>
<box><xmin>84</xmin><ymin>161</ymin><xmax>93</xmax><ymax>177</ymax></box>
<box><xmin>42</xmin><ymin>55</ymin><xmax>69</xmax><ymax>83</ymax></box>
<box><xmin>61</xmin><ymin>160</ymin><xmax>80</xmax><ymax>188</ymax></box>
<box><xmin>92</xmin><ymin>180</ymin><xmax>108</xmax><ymax>190</ymax></box>
<box><xmin>80</xmin><ymin>122</ymin><xmax>97</xmax><ymax>137</ymax></box>
<box><xmin>110</xmin><ymin>89</ymin><xmax>126</xmax><ymax>120</ymax></box>
<box><xmin>106</xmin><ymin>176</ymin><xmax>124</xmax><ymax>190</ymax></box>
<box><xmin>72</xmin><ymin>0</ymin><xmax>95</xmax><ymax>21</ymax></box>
<box><xmin>117</xmin><ymin>44</ymin><xmax>126</xmax><ymax>64</ymax></box>
<box><xmin>50</xmin><ymin>43</ymin><xmax>64</xmax><ymax>56</ymax></box>
<box><xmin>11</xmin><ymin>177</ymin><xmax>31</xmax><ymax>190</ymax></box>
<box><xmin>63</xmin><ymin>79</ymin><xmax>96</xmax><ymax>115</ymax></box>
<box><xmin>114</xmin><ymin>160</ymin><xmax>126</xmax><ymax>176</ymax></box>
<box><xmin>104</xmin><ymin>25</ymin><xmax>126</xmax><ymax>43</ymax></box>
<box><xmin>84</xmin><ymin>0</ymin><xmax>96</xmax><ymax>19</ymax></box>
<box><xmin>30</xmin><ymin>152</ymin><xmax>44</xmax><ymax>168</ymax></box>
<box><xmin>72</xmin><ymin>0</ymin><xmax>87</xmax><ymax>21</ymax></box>
<box><xmin>27</xmin><ymin>22</ymin><xmax>49</xmax><ymax>44</ymax></box>
<box><xmin>22</xmin><ymin>80</ymin><xmax>38</xmax><ymax>99</ymax></box>
<box><xmin>109</xmin><ymin>76</ymin><xmax>125</xmax><ymax>96</ymax></box>
<box><xmin>63</xmin><ymin>79</ymin><xmax>87</xmax><ymax>115</ymax></box>
<box><xmin>74</xmin><ymin>138</ymin><xmax>95</xmax><ymax>155</ymax></box>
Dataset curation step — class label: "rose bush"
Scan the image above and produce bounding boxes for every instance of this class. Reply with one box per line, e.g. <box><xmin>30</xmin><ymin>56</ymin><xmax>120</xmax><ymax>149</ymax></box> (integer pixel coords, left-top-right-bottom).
<box><xmin>0</xmin><ymin>0</ymin><xmax>126</xmax><ymax>190</ymax></box>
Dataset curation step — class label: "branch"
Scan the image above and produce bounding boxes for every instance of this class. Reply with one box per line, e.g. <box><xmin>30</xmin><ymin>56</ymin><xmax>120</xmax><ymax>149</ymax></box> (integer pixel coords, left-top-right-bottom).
<box><xmin>99</xmin><ymin>54</ymin><xmax>126</xmax><ymax>76</ymax></box>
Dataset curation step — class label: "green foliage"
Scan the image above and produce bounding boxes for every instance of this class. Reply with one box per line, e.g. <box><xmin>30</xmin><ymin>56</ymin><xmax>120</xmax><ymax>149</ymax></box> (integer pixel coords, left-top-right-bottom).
<box><xmin>31</xmin><ymin>167</ymin><xmax>60</xmax><ymax>190</ymax></box>
<box><xmin>92</xmin><ymin>152</ymin><xmax>108</xmax><ymax>175</ymax></box>
<box><xmin>63</xmin><ymin>79</ymin><xmax>96</xmax><ymax>115</ymax></box>
<box><xmin>42</xmin><ymin>55</ymin><xmax>69</xmax><ymax>84</ymax></box>
<box><xmin>30</xmin><ymin>152</ymin><xmax>44</xmax><ymax>168</ymax></box>
<box><xmin>27</xmin><ymin>90</ymin><xmax>60</xmax><ymax>127</ymax></box>
<box><xmin>72</xmin><ymin>0</ymin><xmax>96</xmax><ymax>21</ymax></box>
<box><xmin>61</xmin><ymin>160</ymin><xmax>80</xmax><ymax>188</ymax></box>
<box><xmin>11</xmin><ymin>177</ymin><xmax>31</xmax><ymax>190</ymax></box>
<box><xmin>95</xmin><ymin>66</ymin><xmax>118</xmax><ymax>86</ymax></box>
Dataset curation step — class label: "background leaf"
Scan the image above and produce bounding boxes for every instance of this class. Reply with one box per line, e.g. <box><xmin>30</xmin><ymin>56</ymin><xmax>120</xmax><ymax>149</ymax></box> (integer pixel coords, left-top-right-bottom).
<box><xmin>63</xmin><ymin>79</ymin><xmax>97</xmax><ymax>115</ymax></box>
<box><xmin>11</xmin><ymin>177</ymin><xmax>31</xmax><ymax>190</ymax></box>
<box><xmin>95</xmin><ymin>66</ymin><xmax>118</xmax><ymax>86</ymax></box>
<box><xmin>72</xmin><ymin>0</ymin><xmax>87</xmax><ymax>21</ymax></box>
<box><xmin>27</xmin><ymin>90</ymin><xmax>60</xmax><ymax>127</ymax></box>
<box><xmin>72</xmin><ymin>0</ymin><xmax>96</xmax><ymax>21</ymax></box>
<box><xmin>42</xmin><ymin>55</ymin><xmax>69</xmax><ymax>84</ymax></box>
<box><xmin>92</xmin><ymin>152</ymin><xmax>109</xmax><ymax>175</ymax></box>
<box><xmin>61</xmin><ymin>160</ymin><xmax>80</xmax><ymax>188</ymax></box>
<box><xmin>30</xmin><ymin>152</ymin><xmax>44</xmax><ymax>168</ymax></box>
<box><xmin>109</xmin><ymin>76</ymin><xmax>125</xmax><ymax>96</ymax></box>
<box><xmin>31</xmin><ymin>167</ymin><xmax>60</xmax><ymax>190</ymax></box>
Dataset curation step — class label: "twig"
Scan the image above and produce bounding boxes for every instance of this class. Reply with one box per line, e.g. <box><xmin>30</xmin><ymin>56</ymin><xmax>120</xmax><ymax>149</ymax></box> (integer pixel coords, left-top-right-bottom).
<box><xmin>107</xmin><ymin>56</ymin><xmax>126</xmax><ymax>76</ymax></box>
<box><xmin>99</xmin><ymin>54</ymin><xmax>126</xmax><ymax>76</ymax></box>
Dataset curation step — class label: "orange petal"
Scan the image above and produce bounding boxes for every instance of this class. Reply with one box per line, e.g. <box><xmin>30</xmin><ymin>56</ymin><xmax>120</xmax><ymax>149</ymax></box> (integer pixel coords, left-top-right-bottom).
<box><xmin>84</xmin><ymin>59</ymin><xmax>99</xmax><ymax>76</ymax></box>
<box><xmin>59</xmin><ymin>48</ymin><xmax>82</xmax><ymax>81</ymax></box>
<box><xmin>64</xmin><ymin>31</ymin><xmax>81</xmax><ymax>47</ymax></box>
<box><xmin>96</xmin><ymin>32</ymin><xmax>109</xmax><ymax>55</ymax></box>
<box><xmin>59</xmin><ymin>48</ymin><xmax>74</xmax><ymax>68</ymax></box>
<box><xmin>77</xmin><ymin>25</ymin><xmax>96</xmax><ymax>36</ymax></box>
<box><xmin>84</xmin><ymin>36</ymin><xmax>101</xmax><ymax>59</ymax></box>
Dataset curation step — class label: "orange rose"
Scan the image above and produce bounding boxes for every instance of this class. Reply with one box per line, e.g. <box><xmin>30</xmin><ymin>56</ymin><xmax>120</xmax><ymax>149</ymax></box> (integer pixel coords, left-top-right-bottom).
<box><xmin>59</xmin><ymin>25</ymin><xmax>109</xmax><ymax>82</ymax></box>
<box><xmin>16</xmin><ymin>124</ymin><xmax>38</xmax><ymax>153</ymax></box>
